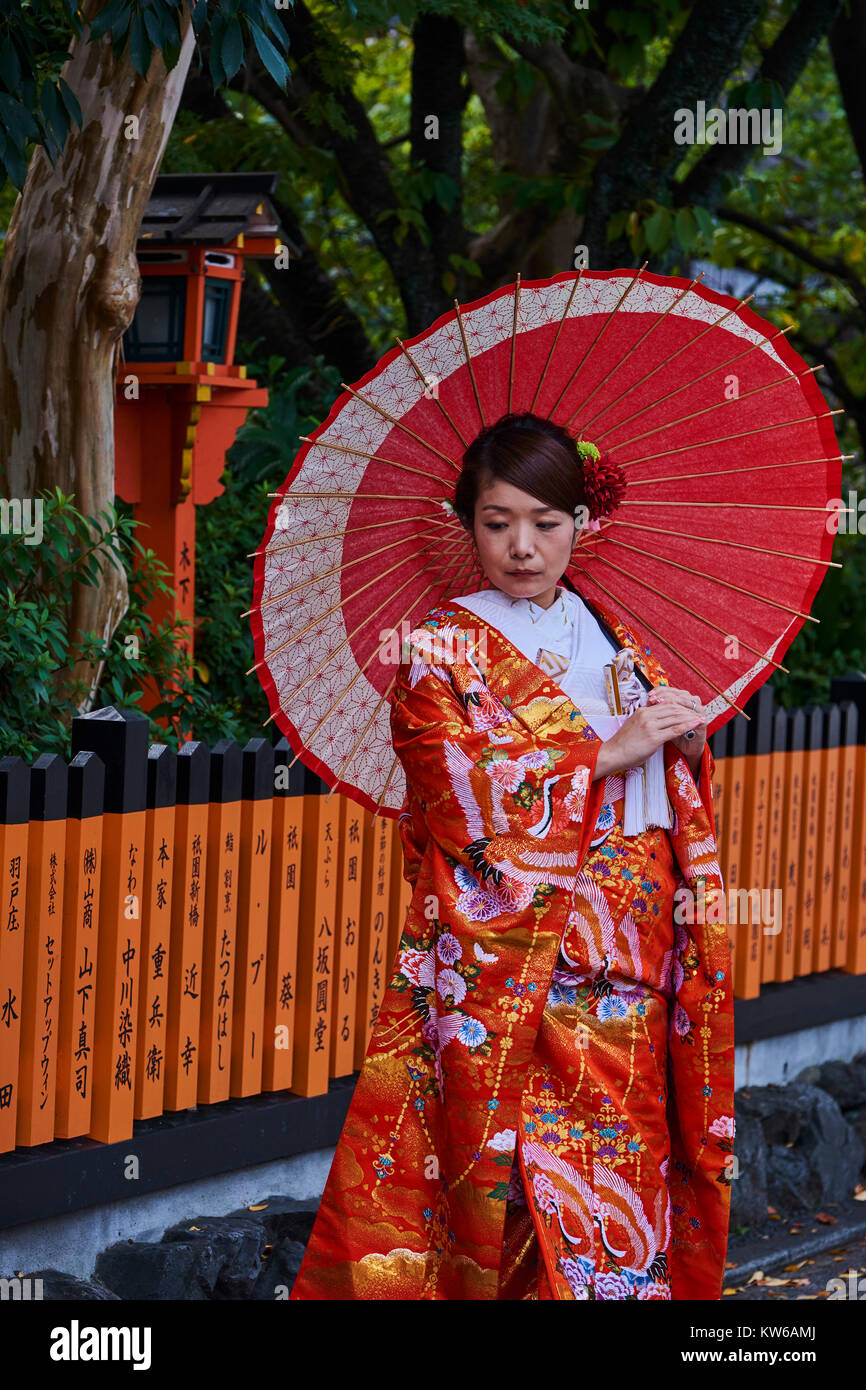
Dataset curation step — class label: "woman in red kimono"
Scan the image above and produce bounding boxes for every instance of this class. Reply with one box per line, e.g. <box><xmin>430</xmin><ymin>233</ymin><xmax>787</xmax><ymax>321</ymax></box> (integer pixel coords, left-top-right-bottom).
<box><xmin>290</xmin><ymin>412</ymin><xmax>735</xmax><ymax>1301</ymax></box>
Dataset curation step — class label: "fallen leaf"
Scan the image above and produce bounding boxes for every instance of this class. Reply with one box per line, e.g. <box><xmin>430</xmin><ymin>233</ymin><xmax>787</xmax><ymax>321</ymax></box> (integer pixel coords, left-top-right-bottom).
<box><xmin>746</xmin><ymin>1269</ymin><xmax>765</xmax><ymax>1285</ymax></box>
<box><xmin>783</xmin><ymin>1261</ymin><xmax>807</xmax><ymax>1271</ymax></box>
<box><xmin>816</xmin><ymin>1212</ymin><xmax>838</xmax><ymax>1224</ymax></box>
<box><xmin>723</xmin><ymin>1287</ymin><xmax>741</xmax><ymax>1295</ymax></box>
<box><xmin>248</xmin><ymin>1203</ymin><xmax>269</xmax><ymax>1211</ymax></box>
<box><xmin>725</xmin><ymin>1260</ymin><xmax>739</xmax><ymax>1269</ymax></box>
<box><xmin>754</xmin><ymin>1274</ymin><xmax>808</xmax><ymax>1287</ymax></box>
<box><xmin>854</xmin><ymin>1189</ymin><xmax>866</xmax><ymax>1202</ymax></box>
<box><xmin>767</xmin><ymin>1205</ymin><xmax>778</xmax><ymax>1215</ymax></box>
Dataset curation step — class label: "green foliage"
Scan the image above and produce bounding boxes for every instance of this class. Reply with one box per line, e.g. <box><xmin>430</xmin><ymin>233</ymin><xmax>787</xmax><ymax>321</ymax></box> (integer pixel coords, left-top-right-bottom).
<box><xmin>769</xmin><ymin>523</ymin><xmax>866</xmax><ymax>710</ymax></box>
<box><xmin>0</xmin><ymin>490</ymin><xmax>209</xmax><ymax>760</ymax></box>
<box><xmin>89</xmin><ymin>0</ymin><xmax>292</xmax><ymax>85</ymax></box>
<box><xmin>3</xmin><ymin>0</ymin><xmax>865</xmax><ymax>730</ymax></box>
<box><xmin>332</xmin><ymin>0</ymin><xmax>565</xmax><ymax>45</ymax></box>
<box><xmin>0</xmin><ymin>0</ymin><xmax>292</xmax><ymax>189</ymax></box>
<box><xmin>191</xmin><ymin>354</ymin><xmax>343</xmax><ymax>743</ymax></box>
<box><xmin>0</xmin><ymin>0</ymin><xmax>82</xmax><ymax>186</ymax></box>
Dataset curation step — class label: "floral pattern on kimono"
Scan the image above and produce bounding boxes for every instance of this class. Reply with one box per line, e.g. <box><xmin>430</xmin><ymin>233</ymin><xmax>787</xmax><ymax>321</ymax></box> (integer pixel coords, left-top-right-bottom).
<box><xmin>289</xmin><ymin>597</ymin><xmax>734</xmax><ymax>1301</ymax></box>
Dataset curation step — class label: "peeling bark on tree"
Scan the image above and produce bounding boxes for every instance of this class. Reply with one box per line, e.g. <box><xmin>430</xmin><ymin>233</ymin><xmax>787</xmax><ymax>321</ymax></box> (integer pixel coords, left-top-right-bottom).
<box><xmin>0</xmin><ymin>1</ymin><xmax>196</xmax><ymax>713</ymax></box>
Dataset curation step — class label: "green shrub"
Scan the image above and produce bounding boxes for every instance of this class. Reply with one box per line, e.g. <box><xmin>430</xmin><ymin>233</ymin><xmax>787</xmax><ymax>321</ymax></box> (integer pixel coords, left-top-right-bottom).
<box><xmin>191</xmin><ymin>354</ymin><xmax>342</xmax><ymax>742</ymax></box>
<box><xmin>0</xmin><ymin>489</ymin><xmax>209</xmax><ymax>759</ymax></box>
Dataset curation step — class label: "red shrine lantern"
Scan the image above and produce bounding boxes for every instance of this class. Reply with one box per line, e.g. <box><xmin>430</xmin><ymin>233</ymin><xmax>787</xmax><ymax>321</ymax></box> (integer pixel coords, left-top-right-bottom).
<box><xmin>114</xmin><ymin>172</ymin><xmax>288</xmax><ymax>704</ymax></box>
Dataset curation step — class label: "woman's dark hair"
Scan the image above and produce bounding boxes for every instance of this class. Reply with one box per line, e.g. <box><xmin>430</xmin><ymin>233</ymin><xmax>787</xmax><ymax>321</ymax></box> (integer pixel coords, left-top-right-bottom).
<box><xmin>453</xmin><ymin>412</ymin><xmax>587</xmax><ymax>531</ymax></box>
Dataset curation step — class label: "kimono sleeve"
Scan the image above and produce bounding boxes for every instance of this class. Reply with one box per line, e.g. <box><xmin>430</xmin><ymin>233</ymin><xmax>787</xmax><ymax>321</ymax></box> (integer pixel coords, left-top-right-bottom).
<box><xmin>396</xmin><ymin>792</ymin><xmax>428</xmax><ymax>890</ymax></box>
<box><xmin>388</xmin><ymin>646</ymin><xmax>606</xmax><ymax>880</ymax></box>
<box><xmin>664</xmin><ymin>738</ymin><xmax>716</xmax><ymax>829</ymax></box>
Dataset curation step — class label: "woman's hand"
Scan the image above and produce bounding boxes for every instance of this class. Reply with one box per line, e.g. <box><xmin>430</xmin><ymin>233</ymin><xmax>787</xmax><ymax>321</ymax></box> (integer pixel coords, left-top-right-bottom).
<box><xmin>646</xmin><ymin>685</ymin><xmax>707</xmax><ymax>774</ymax></box>
<box><xmin>593</xmin><ymin>697</ymin><xmax>703</xmax><ymax>780</ymax></box>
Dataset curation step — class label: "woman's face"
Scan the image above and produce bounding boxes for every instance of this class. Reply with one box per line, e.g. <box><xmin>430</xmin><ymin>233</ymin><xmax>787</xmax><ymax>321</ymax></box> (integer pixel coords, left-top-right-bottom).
<box><xmin>471</xmin><ymin>475</ymin><xmax>583</xmax><ymax>607</ymax></box>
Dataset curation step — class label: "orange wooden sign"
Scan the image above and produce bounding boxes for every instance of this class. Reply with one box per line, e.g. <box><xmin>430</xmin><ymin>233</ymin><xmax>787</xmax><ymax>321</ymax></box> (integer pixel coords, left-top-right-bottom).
<box><xmin>135</xmin><ymin>746</ymin><xmax>177</xmax><ymax>1119</ymax></box>
<box><xmin>55</xmin><ymin>751</ymin><xmax>105</xmax><ymax>1140</ymax></box>
<box><xmin>779</xmin><ymin>710</ymin><xmax>806</xmax><ymax>983</ymax></box>
<box><xmin>18</xmin><ymin>755</ymin><xmax>67</xmax><ymax>1146</ymax></box>
<box><xmin>262</xmin><ymin>740</ymin><xmax>302</xmax><ymax>1093</ymax></box>
<box><xmin>0</xmin><ymin>757</ymin><xmax>30</xmax><ymax>1154</ymax></box>
<box><xmin>198</xmin><ymin>740</ymin><xmax>242</xmax><ymax>1103</ymax></box>
<box><xmin>291</xmin><ymin>768</ymin><xmax>339</xmax><ymax>1098</ymax></box>
<box><xmin>164</xmin><ymin>743</ymin><xmax>210</xmax><ymax>1112</ymax></box>
<box><xmin>832</xmin><ymin>704</ymin><xmax>858</xmax><ymax>971</ymax></box>
<box><xmin>330</xmin><ymin>796</ymin><xmax>364</xmax><ymax>1079</ymax></box>
<box><xmin>231</xmin><ymin>740</ymin><xmax>274</xmax><ymax>1097</ymax></box>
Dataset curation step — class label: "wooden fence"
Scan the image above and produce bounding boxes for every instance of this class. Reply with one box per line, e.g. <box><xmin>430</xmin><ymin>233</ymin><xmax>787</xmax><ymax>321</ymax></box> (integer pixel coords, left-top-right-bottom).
<box><xmin>708</xmin><ymin>676</ymin><xmax>866</xmax><ymax>1000</ymax></box>
<box><xmin>0</xmin><ymin>673</ymin><xmax>865</xmax><ymax>1154</ymax></box>
<box><xmin>0</xmin><ymin>709</ymin><xmax>410</xmax><ymax>1154</ymax></box>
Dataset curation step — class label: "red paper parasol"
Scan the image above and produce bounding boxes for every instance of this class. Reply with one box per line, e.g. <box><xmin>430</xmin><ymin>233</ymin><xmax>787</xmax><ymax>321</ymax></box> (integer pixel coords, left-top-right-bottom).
<box><xmin>248</xmin><ymin>264</ymin><xmax>843</xmax><ymax>818</ymax></box>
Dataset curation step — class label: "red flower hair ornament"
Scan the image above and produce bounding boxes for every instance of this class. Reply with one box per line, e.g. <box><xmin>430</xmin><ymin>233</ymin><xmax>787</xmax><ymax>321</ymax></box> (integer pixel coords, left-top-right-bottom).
<box><xmin>574</xmin><ymin>439</ymin><xmax>627</xmax><ymax>532</ymax></box>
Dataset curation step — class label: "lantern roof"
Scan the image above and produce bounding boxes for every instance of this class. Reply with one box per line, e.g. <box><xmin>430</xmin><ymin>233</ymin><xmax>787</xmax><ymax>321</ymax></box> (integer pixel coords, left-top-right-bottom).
<box><xmin>138</xmin><ymin>172</ymin><xmax>287</xmax><ymax>247</ymax></box>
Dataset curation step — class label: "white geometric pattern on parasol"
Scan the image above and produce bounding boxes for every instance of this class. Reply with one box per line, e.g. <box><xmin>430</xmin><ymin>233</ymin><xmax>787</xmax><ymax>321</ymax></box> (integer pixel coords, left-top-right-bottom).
<box><xmin>248</xmin><ymin>266</ymin><xmax>843</xmax><ymax>818</ymax></box>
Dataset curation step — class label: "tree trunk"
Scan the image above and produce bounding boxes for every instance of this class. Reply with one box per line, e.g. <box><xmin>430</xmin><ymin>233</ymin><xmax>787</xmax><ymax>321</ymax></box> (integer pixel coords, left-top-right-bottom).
<box><xmin>0</xmin><ymin>0</ymin><xmax>196</xmax><ymax>712</ymax></box>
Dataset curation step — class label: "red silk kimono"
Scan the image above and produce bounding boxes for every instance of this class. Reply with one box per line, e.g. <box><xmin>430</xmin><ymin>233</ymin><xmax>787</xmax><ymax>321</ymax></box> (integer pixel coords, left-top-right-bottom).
<box><xmin>289</xmin><ymin>597</ymin><xmax>734</xmax><ymax>1301</ymax></box>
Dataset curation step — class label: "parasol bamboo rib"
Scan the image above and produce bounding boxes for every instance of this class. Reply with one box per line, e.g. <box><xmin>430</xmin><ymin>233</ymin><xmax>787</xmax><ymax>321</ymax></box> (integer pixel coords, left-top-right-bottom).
<box><xmin>580</xmin><ymin>528</ymin><xmax>820</xmax><ymax>623</ymax></box>
<box><xmin>279</xmin><ymin>548</ymin><xmax>476</xmax><ymax>773</ymax></box>
<box><xmin>321</xmin><ymin>560</ymin><xmax>481</xmax><ymax>797</ymax></box>
<box><xmin>301</xmin><ymin>551</ymin><xmax>481</xmax><ymax>792</ymax></box>
<box><xmin>249</xmin><ymin>511</ymin><xmax>441</xmax><ymax>559</ymax></box>
<box><xmin>280</xmin><ymin>563</ymin><xmax>465</xmax><ymax>774</ymax></box>
<box><xmin>297</xmin><ymin>665</ymin><xmax>398</xmax><ymax>781</ymax></box>
<box><xmin>571</xmin><ymin>321</ymin><xmax>796</xmax><ymax>435</ymax></box>
<box><xmin>529</xmin><ymin>270</ymin><xmax>584</xmax><ymax>412</ymax></box>
<box><xmin>508</xmin><ymin>273</ymin><xmax>521</xmax><ymax>414</ymax></box>
<box><xmin>583</xmin><ymin>292</ymin><xmax>759</xmax><ymax>438</ymax></box>
<box><xmin>625</xmin><ymin>454</ymin><xmax>853</xmax><ymax>487</ymax></box>
<box><xmin>394</xmin><ymin>337</ymin><xmax>470</xmax><ymax>450</ymax></box>
<box><xmin>605</xmin><ymin>364</ymin><xmax>827</xmax><ymax>454</ymax></box>
<box><xmin>319</xmin><ymin>564</ymin><xmax>480</xmax><ymax>789</ymax></box>
<box><xmin>249</xmin><ymin>527</ymin><xmax>471</xmax><ymax>671</ymax></box>
<box><xmin>548</xmin><ymin>263</ymin><xmax>649</xmax><ymax>422</ymax></box>
<box><xmin>266</xmin><ymin>489</ymin><xmax>446</xmax><ymax>502</ymax></box>
<box><xmin>245</xmin><ymin>517</ymin><xmax>463</xmax><ymax>616</ymax></box>
<box><xmin>569</xmin><ymin>272</ymin><xmax>707</xmax><ymax>426</ymax></box>
<box><xmin>453</xmin><ymin>299</ymin><xmax>485</xmax><ymax>428</ymax></box>
<box><xmin>267</xmin><ymin>540</ymin><xmax>472</xmax><ymax>716</ymax></box>
<box><xmin>578</xmin><ymin>546</ymin><xmax>790</xmax><ymax>673</ymax></box>
<box><xmin>580</xmin><ymin>514</ymin><xmax>841</xmax><ymax>569</ymax></box>
<box><xmin>298</xmin><ymin>433</ymin><xmax>458</xmax><ymax>481</ymax></box>
<box><xmin>620</xmin><ymin>498</ymin><xmax>841</xmax><ymax>514</ymax></box>
<box><xmin>569</xmin><ymin>561</ymin><xmax>750</xmax><ymax>717</ymax></box>
<box><xmin>338</xmin><ymin>380</ymin><xmax>458</xmax><ymax>466</ymax></box>
<box><xmin>370</xmin><ymin>750</ymin><xmax>403</xmax><ymax>822</ymax></box>
<box><xmin>617</xmin><ymin>409</ymin><xmax>844</xmax><ymax>469</ymax></box>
